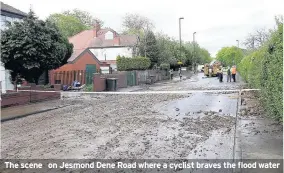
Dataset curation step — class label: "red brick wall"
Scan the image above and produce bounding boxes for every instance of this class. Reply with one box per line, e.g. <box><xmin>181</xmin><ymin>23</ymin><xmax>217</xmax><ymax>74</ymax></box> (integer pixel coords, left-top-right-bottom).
<box><xmin>55</xmin><ymin>51</ymin><xmax>102</xmax><ymax>71</ymax></box>
<box><xmin>93</xmin><ymin>74</ymin><xmax>106</xmax><ymax>92</ymax></box>
<box><xmin>1</xmin><ymin>88</ymin><xmax>60</xmax><ymax>108</ymax></box>
<box><xmin>49</xmin><ymin>51</ymin><xmax>110</xmax><ymax>85</ymax></box>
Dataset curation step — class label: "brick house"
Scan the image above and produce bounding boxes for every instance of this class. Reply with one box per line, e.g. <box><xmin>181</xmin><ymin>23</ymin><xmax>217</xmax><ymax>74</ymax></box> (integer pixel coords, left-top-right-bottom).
<box><xmin>49</xmin><ymin>22</ymin><xmax>138</xmax><ymax>85</ymax></box>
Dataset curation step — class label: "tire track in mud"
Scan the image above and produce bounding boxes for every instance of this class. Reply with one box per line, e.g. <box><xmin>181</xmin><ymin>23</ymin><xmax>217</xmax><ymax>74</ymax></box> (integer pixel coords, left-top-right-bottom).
<box><xmin>2</xmin><ymin>93</ymin><xmax>238</xmax><ymax>159</ymax></box>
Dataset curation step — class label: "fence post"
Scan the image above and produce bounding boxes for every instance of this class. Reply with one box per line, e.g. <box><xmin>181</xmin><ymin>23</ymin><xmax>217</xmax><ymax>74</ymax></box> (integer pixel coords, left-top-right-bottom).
<box><xmin>68</xmin><ymin>71</ymin><xmax>70</xmax><ymax>85</ymax></box>
<box><xmin>69</xmin><ymin>71</ymin><xmax>71</xmax><ymax>85</ymax></box>
<box><xmin>76</xmin><ymin>70</ymin><xmax>79</xmax><ymax>82</ymax></box>
<box><xmin>83</xmin><ymin>70</ymin><xmax>86</xmax><ymax>84</ymax></box>
<box><xmin>55</xmin><ymin>72</ymin><xmax>57</xmax><ymax>84</ymax></box>
<box><xmin>69</xmin><ymin>71</ymin><xmax>72</xmax><ymax>85</ymax></box>
<box><xmin>62</xmin><ymin>71</ymin><xmax>65</xmax><ymax>85</ymax></box>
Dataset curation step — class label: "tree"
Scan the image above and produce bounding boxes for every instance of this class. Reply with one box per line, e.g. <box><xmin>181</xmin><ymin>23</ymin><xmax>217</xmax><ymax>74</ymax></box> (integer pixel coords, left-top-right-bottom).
<box><xmin>183</xmin><ymin>42</ymin><xmax>211</xmax><ymax>65</ymax></box>
<box><xmin>243</xmin><ymin>28</ymin><xmax>269</xmax><ymax>50</ymax></box>
<box><xmin>156</xmin><ymin>33</ymin><xmax>177</xmax><ymax>65</ymax></box>
<box><xmin>199</xmin><ymin>48</ymin><xmax>212</xmax><ymax>64</ymax></box>
<box><xmin>215</xmin><ymin>46</ymin><xmax>244</xmax><ymax>66</ymax></box>
<box><xmin>155</xmin><ymin>32</ymin><xmax>211</xmax><ymax>68</ymax></box>
<box><xmin>238</xmin><ymin>16</ymin><xmax>283</xmax><ymax>120</ymax></box>
<box><xmin>1</xmin><ymin>10</ymin><xmax>73</xmax><ymax>85</ymax></box>
<box><xmin>48</xmin><ymin>9</ymin><xmax>103</xmax><ymax>37</ymax></box>
<box><xmin>63</xmin><ymin>9</ymin><xmax>103</xmax><ymax>27</ymax></box>
<box><xmin>121</xmin><ymin>14</ymin><xmax>212</xmax><ymax>69</ymax></box>
<box><xmin>122</xmin><ymin>13</ymin><xmax>155</xmax><ymax>62</ymax></box>
<box><xmin>122</xmin><ymin>13</ymin><xmax>154</xmax><ymax>33</ymax></box>
<box><xmin>47</xmin><ymin>13</ymin><xmax>88</xmax><ymax>37</ymax></box>
<box><xmin>139</xmin><ymin>31</ymin><xmax>159</xmax><ymax>67</ymax></box>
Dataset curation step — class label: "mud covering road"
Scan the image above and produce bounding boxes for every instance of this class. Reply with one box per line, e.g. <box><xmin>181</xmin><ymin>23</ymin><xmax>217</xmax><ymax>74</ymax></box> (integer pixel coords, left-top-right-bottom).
<box><xmin>2</xmin><ymin>72</ymin><xmax>243</xmax><ymax>159</ymax></box>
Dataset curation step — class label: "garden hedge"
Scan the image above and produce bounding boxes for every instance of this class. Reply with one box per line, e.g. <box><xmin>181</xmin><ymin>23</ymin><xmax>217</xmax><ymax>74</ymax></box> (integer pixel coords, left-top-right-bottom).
<box><xmin>238</xmin><ymin>20</ymin><xmax>283</xmax><ymax>121</ymax></box>
<box><xmin>116</xmin><ymin>56</ymin><xmax>151</xmax><ymax>71</ymax></box>
<box><xmin>160</xmin><ymin>63</ymin><xmax>170</xmax><ymax>70</ymax></box>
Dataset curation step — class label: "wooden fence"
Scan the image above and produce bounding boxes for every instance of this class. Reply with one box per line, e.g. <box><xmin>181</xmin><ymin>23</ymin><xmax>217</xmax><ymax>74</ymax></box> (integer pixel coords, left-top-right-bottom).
<box><xmin>49</xmin><ymin>70</ymin><xmax>88</xmax><ymax>86</ymax></box>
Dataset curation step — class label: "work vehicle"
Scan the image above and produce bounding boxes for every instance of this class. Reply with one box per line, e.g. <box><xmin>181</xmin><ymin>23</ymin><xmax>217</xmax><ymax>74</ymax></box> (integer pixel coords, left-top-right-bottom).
<box><xmin>212</xmin><ymin>62</ymin><xmax>221</xmax><ymax>77</ymax></box>
<box><xmin>204</xmin><ymin>61</ymin><xmax>221</xmax><ymax>77</ymax></box>
<box><xmin>204</xmin><ymin>64</ymin><xmax>210</xmax><ymax>76</ymax></box>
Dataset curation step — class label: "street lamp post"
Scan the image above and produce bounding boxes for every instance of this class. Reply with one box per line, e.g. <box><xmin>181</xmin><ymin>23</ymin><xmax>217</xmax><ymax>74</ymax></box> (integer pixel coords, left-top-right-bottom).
<box><xmin>236</xmin><ymin>40</ymin><xmax>239</xmax><ymax>48</ymax></box>
<box><xmin>193</xmin><ymin>32</ymin><xmax>196</xmax><ymax>73</ymax></box>
<box><xmin>179</xmin><ymin>17</ymin><xmax>184</xmax><ymax>78</ymax></box>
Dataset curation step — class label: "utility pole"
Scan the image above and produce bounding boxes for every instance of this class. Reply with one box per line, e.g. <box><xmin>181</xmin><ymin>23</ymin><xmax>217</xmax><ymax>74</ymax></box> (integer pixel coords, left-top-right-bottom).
<box><xmin>179</xmin><ymin>17</ymin><xmax>184</xmax><ymax>78</ymax></box>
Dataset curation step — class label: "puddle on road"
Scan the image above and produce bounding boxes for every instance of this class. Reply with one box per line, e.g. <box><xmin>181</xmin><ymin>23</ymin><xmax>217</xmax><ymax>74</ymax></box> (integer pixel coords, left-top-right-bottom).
<box><xmin>152</xmin><ymin>92</ymin><xmax>238</xmax><ymax>159</ymax></box>
<box><xmin>154</xmin><ymin>92</ymin><xmax>238</xmax><ymax>120</ymax></box>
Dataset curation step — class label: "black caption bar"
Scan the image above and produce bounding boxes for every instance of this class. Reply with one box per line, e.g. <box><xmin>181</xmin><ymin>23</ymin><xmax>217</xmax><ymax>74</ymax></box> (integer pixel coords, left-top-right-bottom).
<box><xmin>0</xmin><ymin>159</ymin><xmax>283</xmax><ymax>173</ymax></box>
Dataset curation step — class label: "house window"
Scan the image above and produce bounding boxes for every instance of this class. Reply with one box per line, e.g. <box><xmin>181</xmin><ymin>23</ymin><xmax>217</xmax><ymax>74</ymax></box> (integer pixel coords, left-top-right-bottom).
<box><xmin>6</xmin><ymin>16</ymin><xmax>12</xmax><ymax>23</ymax></box>
<box><xmin>0</xmin><ymin>15</ymin><xmax>6</xmax><ymax>22</ymax></box>
<box><xmin>0</xmin><ymin>15</ymin><xmax>6</xmax><ymax>29</ymax></box>
<box><xmin>105</xmin><ymin>31</ymin><xmax>114</xmax><ymax>40</ymax></box>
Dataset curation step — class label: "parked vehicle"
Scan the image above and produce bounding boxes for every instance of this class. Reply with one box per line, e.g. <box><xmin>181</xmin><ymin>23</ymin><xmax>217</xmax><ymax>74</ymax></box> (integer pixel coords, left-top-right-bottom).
<box><xmin>204</xmin><ymin>61</ymin><xmax>221</xmax><ymax>77</ymax></box>
<box><xmin>204</xmin><ymin>64</ymin><xmax>210</xmax><ymax>76</ymax></box>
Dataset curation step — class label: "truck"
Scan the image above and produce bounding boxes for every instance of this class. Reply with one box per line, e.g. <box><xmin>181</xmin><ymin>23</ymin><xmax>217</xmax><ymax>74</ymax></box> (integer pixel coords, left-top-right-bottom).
<box><xmin>204</xmin><ymin>61</ymin><xmax>221</xmax><ymax>77</ymax></box>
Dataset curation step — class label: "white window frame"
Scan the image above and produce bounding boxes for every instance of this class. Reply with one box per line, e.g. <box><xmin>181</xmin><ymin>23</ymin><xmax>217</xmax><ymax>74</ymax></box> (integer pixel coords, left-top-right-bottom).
<box><xmin>105</xmin><ymin>31</ymin><xmax>114</xmax><ymax>40</ymax></box>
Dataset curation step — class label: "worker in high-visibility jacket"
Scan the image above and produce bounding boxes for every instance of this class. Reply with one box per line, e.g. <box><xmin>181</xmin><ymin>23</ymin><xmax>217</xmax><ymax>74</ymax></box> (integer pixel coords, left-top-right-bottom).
<box><xmin>231</xmin><ymin>66</ymin><xmax>237</xmax><ymax>82</ymax></box>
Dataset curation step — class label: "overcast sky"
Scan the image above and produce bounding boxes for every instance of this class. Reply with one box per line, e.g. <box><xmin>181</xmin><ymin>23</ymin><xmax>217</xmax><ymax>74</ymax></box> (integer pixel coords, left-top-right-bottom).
<box><xmin>2</xmin><ymin>0</ymin><xmax>283</xmax><ymax>56</ymax></box>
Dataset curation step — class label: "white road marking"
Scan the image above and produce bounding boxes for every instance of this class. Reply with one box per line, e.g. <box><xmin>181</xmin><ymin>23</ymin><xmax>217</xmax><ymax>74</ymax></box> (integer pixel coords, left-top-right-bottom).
<box><xmin>17</xmin><ymin>89</ymin><xmax>260</xmax><ymax>94</ymax></box>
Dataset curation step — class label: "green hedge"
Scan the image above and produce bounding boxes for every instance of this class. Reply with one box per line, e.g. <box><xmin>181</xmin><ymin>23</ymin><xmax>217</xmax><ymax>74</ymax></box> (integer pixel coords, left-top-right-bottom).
<box><xmin>117</xmin><ymin>56</ymin><xmax>151</xmax><ymax>71</ymax></box>
<box><xmin>160</xmin><ymin>63</ymin><xmax>170</xmax><ymax>70</ymax></box>
<box><xmin>238</xmin><ymin>20</ymin><xmax>283</xmax><ymax>121</ymax></box>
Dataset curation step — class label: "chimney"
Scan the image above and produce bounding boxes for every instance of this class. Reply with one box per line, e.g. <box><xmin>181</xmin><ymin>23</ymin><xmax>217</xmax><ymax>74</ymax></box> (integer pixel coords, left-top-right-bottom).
<box><xmin>93</xmin><ymin>21</ymin><xmax>101</xmax><ymax>37</ymax></box>
<box><xmin>114</xmin><ymin>37</ymin><xmax>120</xmax><ymax>46</ymax></box>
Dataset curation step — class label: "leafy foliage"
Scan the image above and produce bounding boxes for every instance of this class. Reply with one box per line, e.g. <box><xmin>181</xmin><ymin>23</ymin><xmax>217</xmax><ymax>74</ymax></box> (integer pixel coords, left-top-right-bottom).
<box><xmin>121</xmin><ymin>14</ymin><xmax>212</xmax><ymax>68</ymax></box>
<box><xmin>1</xmin><ymin>10</ymin><xmax>73</xmax><ymax>84</ymax></box>
<box><xmin>160</xmin><ymin>63</ymin><xmax>170</xmax><ymax>70</ymax></box>
<box><xmin>215</xmin><ymin>46</ymin><xmax>244</xmax><ymax>66</ymax></box>
<box><xmin>139</xmin><ymin>31</ymin><xmax>159</xmax><ymax>67</ymax></box>
<box><xmin>63</xmin><ymin>9</ymin><xmax>103</xmax><ymax>27</ymax></box>
<box><xmin>238</xmin><ymin>17</ymin><xmax>283</xmax><ymax>121</ymax></box>
<box><xmin>84</xmin><ymin>84</ymin><xmax>93</xmax><ymax>92</ymax></box>
<box><xmin>116</xmin><ymin>56</ymin><xmax>151</xmax><ymax>71</ymax></box>
<box><xmin>156</xmin><ymin>33</ymin><xmax>212</xmax><ymax>67</ymax></box>
<box><xmin>47</xmin><ymin>9</ymin><xmax>103</xmax><ymax>37</ymax></box>
<box><xmin>47</xmin><ymin>13</ymin><xmax>88</xmax><ymax>37</ymax></box>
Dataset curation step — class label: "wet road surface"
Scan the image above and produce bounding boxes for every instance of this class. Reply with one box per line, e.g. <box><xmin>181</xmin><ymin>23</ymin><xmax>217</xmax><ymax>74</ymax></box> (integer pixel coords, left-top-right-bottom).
<box><xmin>2</xmin><ymin>72</ymin><xmax>281</xmax><ymax>162</ymax></box>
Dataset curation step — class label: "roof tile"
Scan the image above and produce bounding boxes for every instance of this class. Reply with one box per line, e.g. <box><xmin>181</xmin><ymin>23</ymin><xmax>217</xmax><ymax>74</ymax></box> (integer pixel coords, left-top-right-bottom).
<box><xmin>67</xmin><ymin>28</ymin><xmax>138</xmax><ymax>62</ymax></box>
<box><xmin>0</xmin><ymin>2</ymin><xmax>27</xmax><ymax>16</ymax></box>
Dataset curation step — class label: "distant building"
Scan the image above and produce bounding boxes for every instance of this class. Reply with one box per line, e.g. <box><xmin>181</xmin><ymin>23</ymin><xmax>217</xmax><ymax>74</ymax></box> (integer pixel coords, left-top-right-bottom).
<box><xmin>50</xmin><ymin>22</ymin><xmax>139</xmax><ymax>85</ymax></box>
<box><xmin>57</xmin><ymin>22</ymin><xmax>139</xmax><ymax>72</ymax></box>
<box><xmin>0</xmin><ymin>1</ymin><xmax>27</xmax><ymax>30</ymax></box>
<box><xmin>0</xmin><ymin>1</ymin><xmax>27</xmax><ymax>93</ymax></box>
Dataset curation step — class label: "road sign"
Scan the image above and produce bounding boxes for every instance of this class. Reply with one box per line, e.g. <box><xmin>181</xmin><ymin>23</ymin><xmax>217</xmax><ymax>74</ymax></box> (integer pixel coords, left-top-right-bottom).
<box><xmin>177</xmin><ymin>61</ymin><xmax>183</xmax><ymax>65</ymax></box>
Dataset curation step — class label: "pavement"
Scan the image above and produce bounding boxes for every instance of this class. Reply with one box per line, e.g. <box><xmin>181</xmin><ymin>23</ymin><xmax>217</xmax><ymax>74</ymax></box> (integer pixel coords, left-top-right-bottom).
<box><xmin>235</xmin><ymin>92</ymin><xmax>283</xmax><ymax>160</ymax></box>
<box><xmin>1</xmin><ymin>100</ymin><xmax>71</xmax><ymax>122</ymax></box>
<box><xmin>1</xmin><ymin>72</ymin><xmax>282</xmax><ymax>170</ymax></box>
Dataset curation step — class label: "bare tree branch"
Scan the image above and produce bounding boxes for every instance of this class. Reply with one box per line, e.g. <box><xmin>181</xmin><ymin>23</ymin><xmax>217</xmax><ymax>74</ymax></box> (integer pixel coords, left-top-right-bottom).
<box><xmin>243</xmin><ymin>28</ymin><xmax>269</xmax><ymax>50</ymax></box>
